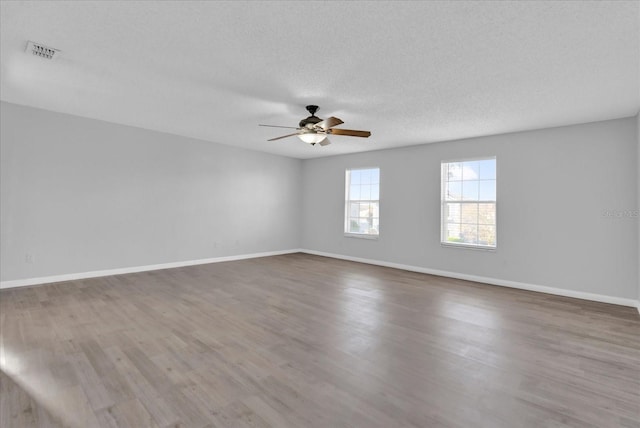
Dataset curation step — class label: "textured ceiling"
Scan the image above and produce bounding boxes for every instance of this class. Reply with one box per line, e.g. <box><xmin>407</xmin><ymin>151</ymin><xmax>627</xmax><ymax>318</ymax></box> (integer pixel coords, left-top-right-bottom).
<box><xmin>1</xmin><ymin>1</ymin><xmax>638</xmax><ymax>159</ymax></box>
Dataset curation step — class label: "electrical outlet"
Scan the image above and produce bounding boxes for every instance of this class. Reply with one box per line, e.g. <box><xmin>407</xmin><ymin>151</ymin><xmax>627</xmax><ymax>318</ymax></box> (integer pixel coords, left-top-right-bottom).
<box><xmin>25</xmin><ymin>253</ymin><xmax>33</xmax><ymax>264</ymax></box>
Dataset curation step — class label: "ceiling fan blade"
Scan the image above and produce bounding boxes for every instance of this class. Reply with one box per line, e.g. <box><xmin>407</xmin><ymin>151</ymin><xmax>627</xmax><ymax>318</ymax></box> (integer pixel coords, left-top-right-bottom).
<box><xmin>319</xmin><ymin>138</ymin><xmax>331</xmax><ymax>146</ymax></box>
<box><xmin>268</xmin><ymin>132</ymin><xmax>300</xmax><ymax>141</ymax></box>
<box><xmin>314</xmin><ymin>116</ymin><xmax>344</xmax><ymax>131</ymax></box>
<box><xmin>259</xmin><ymin>124</ymin><xmax>300</xmax><ymax>129</ymax></box>
<box><xmin>328</xmin><ymin>128</ymin><xmax>371</xmax><ymax>138</ymax></box>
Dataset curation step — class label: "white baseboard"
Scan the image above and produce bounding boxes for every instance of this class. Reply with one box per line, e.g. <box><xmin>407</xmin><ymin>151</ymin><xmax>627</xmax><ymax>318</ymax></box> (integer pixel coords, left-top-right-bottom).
<box><xmin>4</xmin><ymin>248</ymin><xmax>638</xmax><ymax>311</ymax></box>
<box><xmin>0</xmin><ymin>249</ymin><xmax>302</xmax><ymax>290</ymax></box>
<box><xmin>301</xmin><ymin>249</ymin><xmax>640</xmax><ymax>309</ymax></box>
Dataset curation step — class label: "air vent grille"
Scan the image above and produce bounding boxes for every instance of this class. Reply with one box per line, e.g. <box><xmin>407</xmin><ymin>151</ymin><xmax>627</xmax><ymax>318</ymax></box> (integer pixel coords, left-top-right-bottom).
<box><xmin>25</xmin><ymin>41</ymin><xmax>59</xmax><ymax>60</ymax></box>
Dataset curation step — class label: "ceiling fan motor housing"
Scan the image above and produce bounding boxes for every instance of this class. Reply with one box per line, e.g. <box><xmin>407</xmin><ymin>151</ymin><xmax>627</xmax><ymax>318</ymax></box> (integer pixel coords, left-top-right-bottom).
<box><xmin>300</xmin><ymin>105</ymin><xmax>322</xmax><ymax>128</ymax></box>
<box><xmin>299</xmin><ymin>115</ymin><xmax>322</xmax><ymax>128</ymax></box>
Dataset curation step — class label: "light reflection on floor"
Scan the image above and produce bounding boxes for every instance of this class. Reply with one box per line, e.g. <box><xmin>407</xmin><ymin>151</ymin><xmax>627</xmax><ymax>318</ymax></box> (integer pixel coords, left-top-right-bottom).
<box><xmin>1</xmin><ymin>341</ymin><xmax>91</xmax><ymax>426</ymax></box>
<box><xmin>439</xmin><ymin>300</ymin><xmax>500</xmax><ymax>329</ymax></box>
<box><xmin>337</xmin><ymin>276</ymin><xmax>386</xmax><ymax>356</ymax></box>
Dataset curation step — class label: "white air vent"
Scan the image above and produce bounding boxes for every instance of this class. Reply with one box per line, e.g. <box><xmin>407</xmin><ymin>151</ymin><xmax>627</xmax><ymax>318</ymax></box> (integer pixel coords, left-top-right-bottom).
<box><xmin>25</xmin><ymin>41</ymin><xmax>59</xmax><ymax>60</ymax></box>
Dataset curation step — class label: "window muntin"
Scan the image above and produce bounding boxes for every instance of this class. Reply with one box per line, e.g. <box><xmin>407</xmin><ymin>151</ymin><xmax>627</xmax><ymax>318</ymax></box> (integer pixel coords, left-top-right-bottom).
<box><xmin>441</xmin><ymin>158</ymin><xmax>496</xmax><ymax>248</ymax></box>
<box><xmin>345</xmin><ymin>168</ymin><xmax>380</xmax><ymax>236</ymax></box>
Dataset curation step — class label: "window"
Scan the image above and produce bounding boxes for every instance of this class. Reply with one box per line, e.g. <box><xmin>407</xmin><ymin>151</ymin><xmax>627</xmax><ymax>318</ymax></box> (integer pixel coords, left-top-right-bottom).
<box><xmin>441</xmin><ymin>158</ymin><xmax>496</xmax><ymax>248</ymax></box>
<box><xmin>345</xmin><ymin>168</ymin><xmax>380</xmax><ymax>237</ymax></box>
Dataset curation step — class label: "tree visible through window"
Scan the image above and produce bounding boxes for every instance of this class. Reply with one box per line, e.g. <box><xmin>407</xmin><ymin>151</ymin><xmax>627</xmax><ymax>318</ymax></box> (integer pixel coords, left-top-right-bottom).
<box><xmin>345</xmin><ymin>168</ymin><xmax>380</xmax><ymax>236</ymax></box>
<box><xmin>441</xmin><ymin>158</ymin><xmax>496</xmax><ymax>248</ymax></box>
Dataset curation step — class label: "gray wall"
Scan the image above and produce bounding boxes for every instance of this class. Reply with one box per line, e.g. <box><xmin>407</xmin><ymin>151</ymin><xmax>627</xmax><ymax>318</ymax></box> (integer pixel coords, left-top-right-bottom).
<box><xmin>637</xmin><ymin>113</ymin><xmax>640</xmax><ymax>304</ymax></box>
<box><xmin>2</xmin><ymin>101</ymin><xmax>638</xmax><ymax>303</ymax></box>
<box><xmin>1</xmin><ymin>102</ymin><xmax>302</xmax><ymax>281</ymax></box>
<box><xmin>302</xmin><ymin>118</ymin><xmax>639</xmax><ymax>300</ymax></box>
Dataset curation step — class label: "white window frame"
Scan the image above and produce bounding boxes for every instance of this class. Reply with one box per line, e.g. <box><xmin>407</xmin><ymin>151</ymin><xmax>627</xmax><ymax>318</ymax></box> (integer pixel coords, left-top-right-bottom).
<box><xmin>441</xmin><ymin>156</ymin><xmax>497</xmax><ymax>250</ymax></box>
<box><xmin>345</xmin><ymin>167</ymin><xmax>380</xmax><ymax>239</ymax></box>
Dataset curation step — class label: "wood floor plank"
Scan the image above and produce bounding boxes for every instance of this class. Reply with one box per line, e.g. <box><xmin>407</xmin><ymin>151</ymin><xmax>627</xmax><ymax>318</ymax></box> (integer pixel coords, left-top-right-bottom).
<box><xmin>94</xmin><ymin>398</ymin><xmax>158</xmax><ymax>428</ymax></box>
<box><xmin>1</xmin><ymin>253</ymin><xmax>639</xmax><ymax>427</ymax></box>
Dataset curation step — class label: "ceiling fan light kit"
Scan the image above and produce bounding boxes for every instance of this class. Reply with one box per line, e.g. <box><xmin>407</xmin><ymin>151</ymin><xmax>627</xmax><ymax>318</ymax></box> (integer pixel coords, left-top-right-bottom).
<box><xmin>298</xmin><ymin>132</ymin><xmax>327</xmax><ymax>145</ymax></box>
<box><xmin>259</xmin><ymin>105</ymin><xmax>371</xmax><ymax>147</ymax></box>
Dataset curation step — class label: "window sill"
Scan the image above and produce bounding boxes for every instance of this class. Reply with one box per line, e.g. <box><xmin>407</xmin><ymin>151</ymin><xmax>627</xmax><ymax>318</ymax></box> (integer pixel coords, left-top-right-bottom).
<box><xmin>344</xmin><ymin>233</ymin><xmax>379</xmax><ymax>240</ymax></box>
<box><xmin>440</xmin><ymin>242</ymin><xmax>496</xmax><ymax>251</ymax></box>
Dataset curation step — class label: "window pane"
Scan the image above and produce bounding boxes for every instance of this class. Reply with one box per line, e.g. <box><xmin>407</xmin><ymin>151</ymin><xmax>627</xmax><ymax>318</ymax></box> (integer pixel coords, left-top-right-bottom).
<box><xmin>359</xmin><ymin>185</ymin><xmax>371</xmax><ymax>201</ymax></box>
<box><xmin>445</xmin><ymin>181</ymin><xmax>462</xmax><ymax>201</ymax></box>
<box><xmin>479</xmin><ymin>180</ymin><xmax>496</xmax><ymax>201</ymax></box>
<box><xmin>461</xmin><ymin>203</ymin><xmax>478</xmax><ymax>224</ymax></box>
<box><xmin>478</xmin><ymin>159</ymin><xmax>496</xmax><ymax>180</ymax></box>
<box><xmin>372</xmin><ymin>202</ymin><xmax>379</xmax><ymax>217</ymax></box>
<box><xmin>359</xmin><ymin>219</ymin><xmax>370</xmax><ymax>234</ymax></box>
<box><xmin>478</xmin><ymin>225</ymin><xmax>496</xmax><ymax>246</ymax></box>
<box><xmin>462</xmin><ymin>180</ymin><xmax>479</xmax><ymax>200</ymax></box>
<box><xmin>478</xmin><ymin>203</ymin><xmax>496</xmax><ymax>225</ymax></box>
<box><xmin>371</xmin><ymin>169</ymin><xmax>380</xmax><ymax>184</ymax></box>
<box><xmin>447</xmin><ymin>162</ymin><xmax>462</xmax><ymax>180</ymax></box>
<box><xmin>372</xmin><ymin>218</ymin><xmax>380</xmax><ymax>233</ymax></box>
<box><xmin>462</xmin><ymin>161</ymin><xmax>480</xmax><ymax>180</ymax></box>
<box><xmin>460</xmin><ymin>224</ymin><xmax>478</xmax><ymax>244</ymax></box>
<box><xmin>371</xmin><ymin>184</ymin><xmax>379</xmax><ymax>200</ymax></box>
<box><xmin>349</xmin><ymin>185</ymin><xmax>361</xmax><ymax>200</ymax></box>
<box><xmin>445</xmin><ymin>223</ymin><xmax>462</xmax><ymax>242</ymax></box>
<box><xmin>350</xmin><ymin>169</ymin><xmax>361</xmax><ymax>185</ymax></box>
<box><xmin>360</xmin><ymin>169</ymin><xmax>371</xmax><ymax>184</ymax></box>
<box><xmin>444</xmin><ymin>203</ymin><xmax>461</xmax><ymax>223</ymax></box>
<box><xmin>350</xmin><ymin>202</ymin><xmax>360</xmax><ymax>218</ymax></box>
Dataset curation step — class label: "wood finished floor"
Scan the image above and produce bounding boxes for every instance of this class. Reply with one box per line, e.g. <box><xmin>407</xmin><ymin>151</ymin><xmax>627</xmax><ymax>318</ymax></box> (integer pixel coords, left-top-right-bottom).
<box><xmin>1</xmin><ymin>253</ymin><xmax>639</xmax><ymax>428</ymax></box>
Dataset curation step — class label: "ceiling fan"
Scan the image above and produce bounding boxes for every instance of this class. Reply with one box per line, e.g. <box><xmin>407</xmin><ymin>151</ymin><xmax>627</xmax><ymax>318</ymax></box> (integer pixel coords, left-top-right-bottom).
<box><xmin>259</xmin><ymin>105</ymin><xmax>371</xmax><ymax>146</ymax></box>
